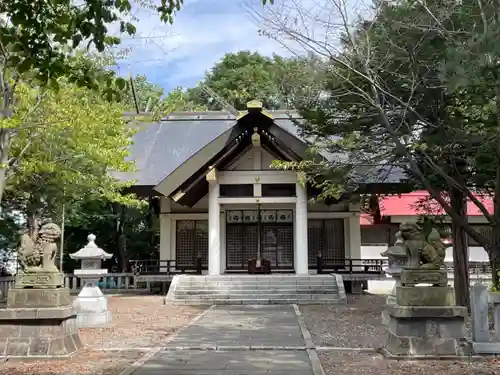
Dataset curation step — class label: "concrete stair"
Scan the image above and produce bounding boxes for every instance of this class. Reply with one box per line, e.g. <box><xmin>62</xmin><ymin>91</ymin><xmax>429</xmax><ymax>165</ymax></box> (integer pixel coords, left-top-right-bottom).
<box><xmin>166</xmin><ymin>274</ymin><xmax>347</xmax><ymax>305</ymax></box>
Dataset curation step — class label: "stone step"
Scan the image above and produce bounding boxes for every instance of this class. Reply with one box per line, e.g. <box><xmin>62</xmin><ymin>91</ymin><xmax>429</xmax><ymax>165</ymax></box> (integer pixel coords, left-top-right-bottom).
<box><xmin>166</xmin><ymin>274</ymin><xmax>346</xmax><ymax>305</ymax></box>
<box><xmin>185</xmin><ymin>273</ymin><xmax>335</xmax><ymax>280</ymax></box>
<box><xmin>177</xmin><ymin>277</ymin><xmax>337</xmax><ymax>283</ymax></box>
<box><xmin>175</xmin><ymin>285</ymin><xmax>339</xmax><ymax>293</ymax></box>
<box><xmin>172</xmin><ymin>298</ymin><xmax>344</xmax><ymax>305</ymax></box>
<box><xmin>178</xmin><ymin>275</ymin><xmax>337</xmax><ymax>280</ymax></box>
<box><xmin>176</xmin><ymin>293</ymin><xmax>338</xmax><ymax>300</ymax></box>
<box><xmin>177</xmin><ymin>282</ymin><xmax>339</xmax><ymax>288</ymax></box>
<box><xmin>174</xmin><ymin>289</ymin><xmax>339</xmax><ymax>295</ymax></box>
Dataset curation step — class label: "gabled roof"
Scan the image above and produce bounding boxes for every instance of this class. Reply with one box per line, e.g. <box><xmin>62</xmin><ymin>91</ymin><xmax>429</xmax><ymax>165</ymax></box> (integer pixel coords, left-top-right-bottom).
<box><xmin>114</xmin><ymin>108</ymin><xmax>307</xmax><ymax>190</ymax></box>
<box><xmin>154</xmin><ymin>107</ymin><xmax>311</xmax><ymax>198</ymax></box>
<box><xmin>115</xmin><ymin>103</ymin><xmax>408</xmax><ymax>198</ymax></box>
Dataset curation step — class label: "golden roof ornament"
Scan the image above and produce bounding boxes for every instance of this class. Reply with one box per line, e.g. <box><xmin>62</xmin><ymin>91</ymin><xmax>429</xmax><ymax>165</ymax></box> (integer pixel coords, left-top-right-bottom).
<box><xmin>251</xmin><ymin>127</ymin><xmax>261</xmax><ymax>146</ymax></box>
<box><xmin>247</xmin><ymin>100</ymin><xmax>263</xmax><ymax>110</ymax></box>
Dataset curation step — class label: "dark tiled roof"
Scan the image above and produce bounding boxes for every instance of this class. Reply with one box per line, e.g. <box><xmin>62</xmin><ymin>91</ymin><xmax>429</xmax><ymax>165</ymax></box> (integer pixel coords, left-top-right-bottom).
<box><xmin>352</xmin><ymin>163</ymin><xmax>408</xmax><ymax>184</ymax></box>
<box><xmin>115</xmin><ymin>110</ymin><xmax>406</xmax><ymax>187</ymax></box>
<box><xmin>113</xmin><ymin>112</ymin><xmax>237</xmax><ymax>186</ymax></box>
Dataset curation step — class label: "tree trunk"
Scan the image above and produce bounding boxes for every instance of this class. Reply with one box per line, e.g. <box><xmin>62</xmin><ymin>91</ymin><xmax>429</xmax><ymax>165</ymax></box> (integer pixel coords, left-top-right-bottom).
<box><xmin>0</xmin><ymin>129</ymin><xmax>11</xmax><ymax>205</ymax></box>
<box><xmin>491</xmin><ymin>249</ymin><xmax>500</xmax><ymax>290</ymax></box>
<box><xmin>0</xmin><ymin>70</ymin><xmax>15</xmax><ymax>206</ymax></box>
<box><xmin>450</xmin><ymin>188</ymin><xmax>470</xmax><ymax>310</ymax></box>
<box><xmin>114</xmin><ymin>204</ymin><xmax>128</xmax><ymax>272</ymax></box>
<box><xmin>490</xmin><ymin>193</ymin><xmax>500</xmax><ymax>289</ymax></box>
<box><xmin>492</xmin><ymin>66</ymin><xmax>500</xmax><ymax>290</ymax></box>
<box><xmin>26</xmin><ymin>197</ymin><xmax>42</xmax><ymax>240</ymax></box>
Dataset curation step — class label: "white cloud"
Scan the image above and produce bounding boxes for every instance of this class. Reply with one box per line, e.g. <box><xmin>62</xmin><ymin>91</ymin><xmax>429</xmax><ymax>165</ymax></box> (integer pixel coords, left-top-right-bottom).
<box><xmin>110</xmin><ymin>0</ymin><xmax>373</xmax><ymax>91</ymax></box>
<box><xmin>112</xmin><ymin>0</ymin><xmax>292</xmax><ymax>90</ymax></box>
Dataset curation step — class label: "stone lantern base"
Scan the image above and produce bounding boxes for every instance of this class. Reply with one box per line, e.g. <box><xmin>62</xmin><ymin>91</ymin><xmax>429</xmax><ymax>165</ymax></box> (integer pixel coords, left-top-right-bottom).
<box><xmin>74</xmin><ymin>281</ymin><xmax>112</xmax><ymax>328</ymax></box>
<box><xmin>0</xmin><ymin>287</ymin><xmax>82</xmax><ymax>358</ymax></box>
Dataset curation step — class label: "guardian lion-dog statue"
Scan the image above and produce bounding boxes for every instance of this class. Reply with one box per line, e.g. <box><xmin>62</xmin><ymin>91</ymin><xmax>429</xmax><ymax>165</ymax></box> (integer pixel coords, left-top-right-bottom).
<box><xmin>398</xmin><ymin>223</ymin><xmax>446</xmax><ymax>270</ymax></box>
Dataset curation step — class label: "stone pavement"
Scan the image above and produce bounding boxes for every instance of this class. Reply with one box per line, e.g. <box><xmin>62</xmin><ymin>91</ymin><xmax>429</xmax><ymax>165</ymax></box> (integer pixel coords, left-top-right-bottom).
<box><xmin>130</xmin><ymin>305</ymin><xmax>319</xmax><ymax>375</ymax></box>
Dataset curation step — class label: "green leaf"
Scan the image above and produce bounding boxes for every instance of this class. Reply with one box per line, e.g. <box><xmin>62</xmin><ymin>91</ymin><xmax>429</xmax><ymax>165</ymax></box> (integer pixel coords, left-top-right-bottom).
<box><xmin>125</xmin><ymin>22</ymin><xmax>136</xmax><ymax>35</ymax></box>
<box><xmin>115</xmin><ymin>78</ymin><xmax>127</xmax><ymax>90</ymax></box>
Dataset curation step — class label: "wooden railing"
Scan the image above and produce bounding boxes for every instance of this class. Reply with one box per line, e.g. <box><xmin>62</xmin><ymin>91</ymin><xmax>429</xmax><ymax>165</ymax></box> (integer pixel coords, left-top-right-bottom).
<box><xmin>443</xmin><ymin>261</ymin><xmax>492</xmax><ymax>275</ymax></box>
<box><xmin>316</xmin><ymin>258</ymin><xmax>493</xmax><ymax>276</ymax></box>
<box><xmin>317</xmin><ymin>258</ymin><xmax>387</xmax><ymax>274</ymax></box>
<box><xmin>63</xmin><ymin>273</ymin><xmax>137</xmax><ymax>292</ymax></box>
<box><xmin>129</xmin><ymin>258</ymin><xmax>205</xmax><ymax>275</ymax></box>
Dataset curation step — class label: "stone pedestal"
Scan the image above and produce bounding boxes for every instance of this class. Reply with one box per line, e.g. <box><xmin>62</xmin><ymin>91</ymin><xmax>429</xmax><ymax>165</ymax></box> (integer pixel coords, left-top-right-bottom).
<box><xmin>382</xmin><ymin>268</ymin><xmax>467</xmax><ymax>357</ymax></box>
<box><xmin>401</xmin><ymin>268</ymin><xmax>448</xmax><ymax>287</ymax></box>
<box><xmin>14</xmin><ymin>272</ymin><xmax>64</xmax><ymax>289</ymax></box>
<box><xmin>7</xmin><ymin>287</ymin><xmax>72</xmax><ymax>308</ymax></box>
<box><xmin>396</xmin><ymin>286</ymin><xmax>455</xmax><ymax>306</ymax></box>
<box><xmin>384</xmin><ymin>305</ymin><xmax>467</xmax><ymax>356</ymax></box>
<box><xmin>489</xmin><ymin>292</ymin><xmax>500</xmax><ymax>343</ymax></box>
<box><xmin>74</xmin><ymin>279</ymin><xmax>112</xmax><ymax>328</ymax></box>
<box><xmin>0</xmin><ymin>287</ymin><xmax>82</xmax><ymax>358</ymax></box>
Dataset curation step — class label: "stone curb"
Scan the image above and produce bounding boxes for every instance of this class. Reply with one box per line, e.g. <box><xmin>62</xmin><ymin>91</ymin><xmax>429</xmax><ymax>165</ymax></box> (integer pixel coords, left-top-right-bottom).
<box><xmin>292</xmin><ymin>304</ymin><xmax>326</xmax><ymax>375</ymax></box>
<box><xmin>105</xmin><ymin>345</ymin><xmax>379</xmax><ymax>352</ymax></box>
<box><xmin>316</xmin><ymin>347</ymin><xmax>377</xmax><ymax>353</ymax></box>
<box><xmin>293</xmin><ymin>304</ymin><xmax>315</xmax><ymax>349</ymax></box>
<box><xmin>377</xmin><ymin>347</ymin><xmax>486</xmax><ymax>361</ymax></box>
<box><xmin>115</xmin><ymin>347</ymin><xmax>163</xmax><ymax>375</ymax></box>
<box><xmin>0</xmin><ymin>353</ymin><xmax>77</xmax><ymax>360</ymax></box>
<box><xmin>163</xmin><ymin>345</ymin><xmax>309</xmax><ymax>351</ymax></box>
<box><xmin>307</xmin><ymin>349</ymin><xmax>326</xmax><ymax>375</ymax></box>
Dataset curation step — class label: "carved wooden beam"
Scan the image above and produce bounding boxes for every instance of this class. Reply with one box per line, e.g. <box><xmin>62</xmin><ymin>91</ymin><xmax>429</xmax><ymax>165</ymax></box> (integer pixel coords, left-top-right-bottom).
<box><xmin>171</xmin><ymin>141</ymin><xmax>242</xmax><ymax>203</ymax></box>
<box><xmin>205</xmin><ymin>167</ymin><xmax>218</xmax><ymax>183</ymax></box>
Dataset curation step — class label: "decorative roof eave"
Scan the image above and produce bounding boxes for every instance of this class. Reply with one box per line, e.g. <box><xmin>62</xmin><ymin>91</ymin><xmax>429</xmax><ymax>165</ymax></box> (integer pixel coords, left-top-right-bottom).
<box><xmin>236</xmin><ymin>100</ymin><xmax>274</xmax><ymax>120</ymax></box>
<box><xmin>171</xmin><ymin>135</ymin><xmax>250</xmax><ymax>206</ymax></box>
<box><xmin>172</xmin><ymin>131</ymin><xmax>303</xmax><ymax>208</ymax></box>
<box><xmin>153</xmin><ymin>101</ymin><xmax>275</xmax><ymax>198</ymax></box>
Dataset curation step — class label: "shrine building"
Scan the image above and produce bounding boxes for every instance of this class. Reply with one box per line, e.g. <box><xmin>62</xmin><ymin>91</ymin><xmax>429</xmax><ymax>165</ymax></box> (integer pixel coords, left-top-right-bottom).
<box><xmin>117</xmin><ymin>101</ymin><xmax>405</xmax><ymax>276</ymax></box>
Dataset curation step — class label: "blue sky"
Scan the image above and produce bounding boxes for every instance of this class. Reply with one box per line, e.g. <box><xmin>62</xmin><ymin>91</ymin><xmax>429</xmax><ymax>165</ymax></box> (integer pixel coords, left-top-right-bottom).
<box><xmin>112</xmin><ymin>0</ymin><xmax>292</xmax><ymax>93</ymax></box>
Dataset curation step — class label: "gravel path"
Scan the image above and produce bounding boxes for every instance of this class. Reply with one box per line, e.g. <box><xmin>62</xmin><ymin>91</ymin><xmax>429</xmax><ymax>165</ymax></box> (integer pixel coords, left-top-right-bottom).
<box><xmin>0</xmin><ymin>349</ymin><xmax>145</xmax><ymax>375</ymax></box>
<box><xmin>319</xmin><ymin>351</ymin><xmax>500</xmax><ymax>375</ymax></box>
<box><xmin>300</xmin><ymin>294</ymin><xmax>387</xmax><ymax>348</ymax></box>
<box><xmin>301</xmin><ymin>293</ymin><xmax>499</xmax><ymax>374</ymax></box>
<box><xmin>80</xmin><ymin>295</ymin><xmax>204</xmax><ymax>349</ymax></box>
<box><xmin>0</xmin><ymin>295</ymin><xmax>205</xmax><ymax>375</ymax></box>
<box><xmin>300</xmin><ymin>293</ymin><xmax>489</xmax><ymax>348</ymax></box>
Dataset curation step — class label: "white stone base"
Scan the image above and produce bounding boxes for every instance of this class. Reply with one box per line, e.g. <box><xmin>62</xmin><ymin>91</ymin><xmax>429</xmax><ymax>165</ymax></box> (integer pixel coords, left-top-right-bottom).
<box><xmin>77</xmin><ymin>310</ymin><xmax>112</xmax><ymax>328</ymax></box>
<box><xmin>472</xmin><ymin>342</ymin><xmax>500</xmax><ymax>354</ymax></box>
<box><xmin>74</xmin><ymin>284</ymin><xmax>112</xmax><ymax>328</ymax></box>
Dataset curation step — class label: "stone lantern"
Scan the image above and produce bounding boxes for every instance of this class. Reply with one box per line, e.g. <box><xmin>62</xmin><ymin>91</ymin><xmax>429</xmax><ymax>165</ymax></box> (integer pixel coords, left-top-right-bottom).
<box><xmin>381</xmin><ymin>230</ymin><xmax>409</xmax><ymax>305</ymax></box>
<box><xmin>380</xmin><ymin>230</ymin><xmax>408</xmax><ymax>325</ymax></box>
<box><xmin>70</xmin><ymin>234</ymin><xmax>113</xmax><ymax>328</ymax></box>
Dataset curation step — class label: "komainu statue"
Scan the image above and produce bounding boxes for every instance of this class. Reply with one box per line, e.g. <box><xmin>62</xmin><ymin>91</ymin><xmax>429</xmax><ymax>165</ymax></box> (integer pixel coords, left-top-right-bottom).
<box><xmin>16</xmin><ymin>223</ymin><xmax>63</xmax><ymax>288</ymax></box>
<box><xmin>399</xmin><ymin>222</ymin><xmax>446</xmax><ymax>270</ymax></box>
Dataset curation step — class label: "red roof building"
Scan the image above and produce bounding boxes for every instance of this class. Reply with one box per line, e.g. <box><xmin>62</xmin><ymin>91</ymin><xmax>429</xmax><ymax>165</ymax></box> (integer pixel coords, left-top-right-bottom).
<box><xmin>376</xmin><ymin>191</ymin><xmax>493</xmax><ymax>218</ymax></box>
